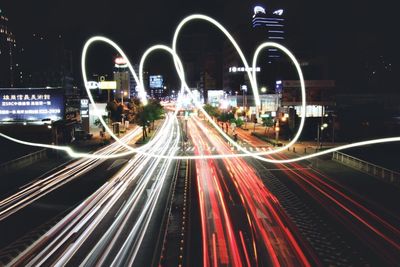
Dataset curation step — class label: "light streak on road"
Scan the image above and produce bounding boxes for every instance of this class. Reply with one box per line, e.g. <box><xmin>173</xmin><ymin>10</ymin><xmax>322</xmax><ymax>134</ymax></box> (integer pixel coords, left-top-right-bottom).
<box><xmin>191</xmin><ymin>117</ymin><xmax>243</xmax><ymax>267</ymax></box>
<box><xmin>0</xmin><ymin>125</ymin><xmax>141</xmax><ymax>221</ymax></box>
<box><xmin>236</xmin><ymin>127</ymin><xmax>400</xmax><ymax>264</ymax></box>
<box><xmin>271</xmin><ymin>152</ymin><xmax>400</xmax><ymax>263</ymax></box>
<box><xmin>9</xmin><ymin>113</ymin><xmax>181</xmax><ymax>266</ymax></box>
<box><xmin>190</xmin><ymin>115</ymin><xmax>313</xmax><ymax>266</ymax></box>
<box><xmin>0</xmin><ymin>14</ymin><xmax>399</xmax><ymax>164</ymax></box>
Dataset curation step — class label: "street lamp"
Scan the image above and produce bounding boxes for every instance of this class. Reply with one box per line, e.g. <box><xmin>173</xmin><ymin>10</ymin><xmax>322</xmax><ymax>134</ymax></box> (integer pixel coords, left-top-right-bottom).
<box><xmin>121</xmin><ymin>90</ymin><xmax>128</xmax><ymax>104</ymax></box>
<box><xmin>241</xmin><ymin>85</ymin><xmax>248</xmax><ymax>128</ymax></box>
<box><xmin>275</xmin><ymin>123</ymin><xmax>280</xmax><ymax>142</ymax></box>
<box><xmin>317</xmin><ymin>123</ymin><xmax>328</xmax><ymax>149</ymax></box>
<box><xmin>261</xmin><ymin>87</ymin><xmax>267</xmax><ymax>93</ymax></box>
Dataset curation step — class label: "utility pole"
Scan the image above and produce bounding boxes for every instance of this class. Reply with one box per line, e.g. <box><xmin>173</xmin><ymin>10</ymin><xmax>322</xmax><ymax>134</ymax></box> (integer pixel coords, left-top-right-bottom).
<box><xmin>275</xmin><ymin>119</ymin><xmax>280</xmax><ymax>142</ymax></box>
<box><xmin>184</xmin><ymin>110</ymin><xmax>189</xmax><ymax>138</ymax></box>
<box><xmin>318</xmin><ymin>122</ymin><xmax>328</xmax><ymax>150</ymax></box>
<box><xmin>242</xmin><ymin>86</ymin><xmax>245</xmax><ymax>109</ymax></box>
<box><xmin>241</xmin><ymin>85</ymin><xmax>248</xmax><ymax>130</ymax></box>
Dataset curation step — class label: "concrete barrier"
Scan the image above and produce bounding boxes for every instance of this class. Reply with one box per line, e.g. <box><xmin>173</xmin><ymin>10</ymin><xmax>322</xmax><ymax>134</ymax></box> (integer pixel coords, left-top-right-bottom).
<box><xmin>332</xmin><ymin>151</ymin><xmax>400</xmax><ymax>187</ymax></box>
<box><xmin>0</xmin><ymin>149</ymin><xmax>48</xmax><ymax>173</ymax></box>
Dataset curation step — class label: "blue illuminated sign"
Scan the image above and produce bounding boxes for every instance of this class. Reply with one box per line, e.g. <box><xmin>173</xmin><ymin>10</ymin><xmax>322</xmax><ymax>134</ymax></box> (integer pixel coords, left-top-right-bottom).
<box><xmin>0</xmin><ymin>88</ymin><xmax>65</xmax><ymax>122</ymax></box>
<box><xmin>149</xmin><ymin>75</ymin><xmax>164</xmax><ymax>89</ymax></box>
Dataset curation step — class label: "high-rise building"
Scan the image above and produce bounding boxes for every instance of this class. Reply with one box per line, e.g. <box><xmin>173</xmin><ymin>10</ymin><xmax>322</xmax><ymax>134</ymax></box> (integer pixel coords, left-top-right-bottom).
<box><xmin>114</xmin><ymin>58</ymin><xmax>148</xmax><ymax>101</ymax></box>
<box><xmin>0</xmin><ymin>8</ymin><xmax>17</xmax><ymax>87</ymax></box>
<box><xmin>252</xmin><ymin>5</ymin><xmax>285</xmax><ymax>60</ymax></box>
<box><xmin>222</xmin><ymin>3</ymin><xmax>287</xmax><ymax>95</ymax></box>
<box><xmin>19</xmin><ymin>33</ymin><xmax>74</xmax><ymax>90</ymax></box>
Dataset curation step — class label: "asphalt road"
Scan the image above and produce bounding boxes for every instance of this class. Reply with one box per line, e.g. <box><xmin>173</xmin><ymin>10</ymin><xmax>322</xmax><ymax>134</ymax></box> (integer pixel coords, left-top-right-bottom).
<box><xmin>236</xmin><ymin>127</ymin><xmax>400</xmax><ymax>265</ymax></box>
<box><xmin>8</xmin><ymin>114</ymin><xmax>181</xmax><ymax>266</ymax></box>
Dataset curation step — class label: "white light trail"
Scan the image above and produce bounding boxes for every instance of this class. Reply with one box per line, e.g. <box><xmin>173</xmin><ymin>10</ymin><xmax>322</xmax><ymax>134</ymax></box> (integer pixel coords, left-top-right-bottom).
<box><xmin>0</xmin><ymin>14</ymin><xmax>399</xmax><ymax>164</ymax></box>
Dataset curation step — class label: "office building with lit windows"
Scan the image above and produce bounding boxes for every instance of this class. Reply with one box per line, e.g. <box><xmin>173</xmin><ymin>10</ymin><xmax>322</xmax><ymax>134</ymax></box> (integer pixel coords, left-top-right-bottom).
<box><xmin>0</xmin><ymin>8</ymin><xmax>17</xmax><ymax>87</ymax></box>
<box><xmin>251</xmin><ymin>5</ymin><xmax>285</xmax><ymax>59</ymax></box>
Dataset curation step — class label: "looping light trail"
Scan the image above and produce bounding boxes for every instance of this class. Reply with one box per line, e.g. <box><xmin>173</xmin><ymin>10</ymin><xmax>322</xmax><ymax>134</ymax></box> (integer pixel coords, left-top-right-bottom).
<box><xmin>1</xmin><ymin>14</ymin><xmax>399</xmax><ymax>163</ymax></box>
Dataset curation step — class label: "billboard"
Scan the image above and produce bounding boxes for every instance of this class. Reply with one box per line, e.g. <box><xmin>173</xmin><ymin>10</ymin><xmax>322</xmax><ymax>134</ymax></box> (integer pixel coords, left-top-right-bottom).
<box><xmin>149</xmin><ymin>75</ymin><xmax>163</xmax><ymax>89</ymax></box>
<box><xmin>0</xmin><ymin>88</ymin><xmax>65</xmax><ymax>122</ymax></box>
<box><xmin>86</xmin><ymin>81</ymin><xmax>117</xmax><ymax>90</ymax></box>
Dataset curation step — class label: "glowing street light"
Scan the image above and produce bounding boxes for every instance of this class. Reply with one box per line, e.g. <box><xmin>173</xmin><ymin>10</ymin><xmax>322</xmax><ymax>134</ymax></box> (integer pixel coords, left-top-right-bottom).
<box><xmin>121</xmin><ymin>90</ymin><xmax>128</xmax><ymax>103</ymax></box>
<box><xmin>260</xmin><ymin>87</ymin><xmax>267</xmax><ymax>93</ymax></box>
<box><xmin>317</xmin><ymin>123</ymin><xmax>328</xmax><ymax>149</ymax></box>
<box><xmin>275</xmin><ymin>119</ymin><xmax>280</xmax><ymax>142</ymax></box>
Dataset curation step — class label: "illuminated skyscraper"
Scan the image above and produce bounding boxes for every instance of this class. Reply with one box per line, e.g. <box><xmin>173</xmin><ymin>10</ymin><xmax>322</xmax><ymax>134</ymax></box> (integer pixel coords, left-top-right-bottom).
<box><xmin>0</xmin><ymin>8</ymin><xmax>17</xmax><ymax>87</ymax></box>
<box><xmin>252</xmin><ymin>5</ymin><xmax>285</xmax><ymax>60</ymax></box>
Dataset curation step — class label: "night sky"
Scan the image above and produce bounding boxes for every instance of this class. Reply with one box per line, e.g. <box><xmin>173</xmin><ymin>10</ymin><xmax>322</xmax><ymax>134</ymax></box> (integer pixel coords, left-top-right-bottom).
<box><xmin>1</xmin><ymin>0</ymin><xmax>398</xmax><ymax>91</ymax></box>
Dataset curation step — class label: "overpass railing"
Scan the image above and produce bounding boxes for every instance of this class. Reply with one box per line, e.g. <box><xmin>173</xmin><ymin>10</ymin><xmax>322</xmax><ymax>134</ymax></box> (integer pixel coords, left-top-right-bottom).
<box><xmin>0</xmin><ymin>149</ymin><xmax>47</xmax><ymax>173</ymax></box>
<box><xmin>332</xmin><ymin>151</ymin><xmax>400</xmax><ymax>187</ymax></box>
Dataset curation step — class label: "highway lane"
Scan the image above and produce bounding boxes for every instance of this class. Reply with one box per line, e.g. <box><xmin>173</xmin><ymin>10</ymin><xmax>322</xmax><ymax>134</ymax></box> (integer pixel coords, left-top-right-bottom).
<box><xmin>189</xmin><ymin>115</ymin><xmax>314</xmax><ymax>267</ymax></box>
<box><xmin>190</xmin><ymin>118</ymin><xmax>243</xmax><ymax>267</ymax></box>
<box><xmin>9</xmin><ymin>113</ymin><xmax>181</xmax><ymax>266</ymax></box>
<box><xmin>235</xmin><ymin>127</ymin><xmax>400</xmax><ymax>265</ymax></box>
<box><xmin>0</xmin><ymin>125</ymin><xmax>142</xmax><ymax>222</ymax></box>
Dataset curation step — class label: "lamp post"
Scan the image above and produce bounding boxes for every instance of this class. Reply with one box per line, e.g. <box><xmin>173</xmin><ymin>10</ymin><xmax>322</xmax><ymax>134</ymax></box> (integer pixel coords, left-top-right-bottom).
<box><xmin>241</xmin><ymin>85</ymin><xmax>248</xmax><ymax>129</ymax></box>
<box><xmin>121</xmin><ymin>90</ymin><xmax>127</xmax><ymax>104</ymax></box>
<box><xmin>317</xmin><ymin>123</ymin><xmax>328</xmax><ymax>149</ymax></box>
<box><xmin>242</xmin><ymin>87</ymin><xmax>245</xmax><ymax>109</ymax></box>
<box><xmin>275</xmin><ymin>119</ymin><xmax>280</xmax><ymax>142</ymax></box>
<box><xmin>235</xmin><ymin>91</ymin><xmax>238</xmax><ymax>107</ymax></box>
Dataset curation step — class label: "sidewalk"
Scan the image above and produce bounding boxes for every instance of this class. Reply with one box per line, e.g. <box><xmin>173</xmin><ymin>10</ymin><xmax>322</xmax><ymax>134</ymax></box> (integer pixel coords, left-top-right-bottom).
<box><xmin>240</xmin><ymin>123</ymin><xmax>348</xmax><ymax>154</ymax></box>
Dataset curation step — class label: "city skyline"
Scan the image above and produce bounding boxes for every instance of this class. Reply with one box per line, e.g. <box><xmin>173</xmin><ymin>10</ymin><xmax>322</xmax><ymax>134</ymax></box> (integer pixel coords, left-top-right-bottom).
<box><xmin>0</xmin><ymin>2</ymin><xmax>399</xmax><ymax>266</ymax></box>
<box><xmin>0</xmin><ymin>0</ymin><xmax>397</xmax><ymax>93</ymax></box>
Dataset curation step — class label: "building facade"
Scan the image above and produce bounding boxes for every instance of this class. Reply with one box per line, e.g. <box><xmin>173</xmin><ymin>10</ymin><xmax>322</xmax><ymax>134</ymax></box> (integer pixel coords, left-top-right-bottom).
<box><xmin>252</xmin><ymin>5</ymin><xmax>285</xmax><ymax>60</ymax></box>
<box><xmin>222</xmin><ymin>3</ymin><xmax>287</xmax><ymax>97</ymax></box>
<box><xmin>0</xmin><ymin>9</ymin><xmax>17</xmax><ymax>87</ymax></box>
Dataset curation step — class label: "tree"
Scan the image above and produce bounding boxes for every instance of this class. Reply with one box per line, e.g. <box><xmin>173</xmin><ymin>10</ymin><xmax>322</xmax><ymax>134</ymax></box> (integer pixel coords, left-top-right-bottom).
<box><xmin>232</xmin><ymin>118</ymin><xmax>244</xmax><ymax>128</ymax></box>
<box><xmin>203</xmin><ymin>104</ymin><xmax>220</xmax><ymax>119</ymax></box>
<box><xmin>106</xmin><ymin>100</ymin><xmax>123</xmax><ymax>123</ymax></box>
<box><xmin>218</xmin><ymin>112</ymin><xmax>234</xmax><ymax>122</ymax></box>
<box><xmin>136</xmin><ymin>99</ymin><xmax>165</xmax><ymax>141</ymax></box>
<box><xmin>147</xmin><ymin>99</ymin><xmax>164</xmax><ymax>130</ymax></box>
<box><xmin>94</xmin><ymin>115</ymin><xmax>109</xmax><ymax>131</ymax></box>
<box><xmin>231</xmin><ymin>106</ymin><xmax>238</xmax><ymax>116</ymax></box>
<box><xmin>262</xmin><ymin>117</ymin><xmax>274</xmax><ymax>136</ymax></box>
<box><xmin>230</xmin><ymin>118</ymin><xmax>244</xmax><ymax>129</ymax></box>
<box><xmin>127</xmin><ymin>97</ymin><xmax>141</xmax><ymax>123</ymax></box>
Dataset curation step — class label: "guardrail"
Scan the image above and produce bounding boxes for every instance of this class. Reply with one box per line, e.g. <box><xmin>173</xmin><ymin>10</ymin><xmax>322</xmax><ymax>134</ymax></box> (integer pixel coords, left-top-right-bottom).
<box><xmin>0</xmin><ymin>149</ymin><xmax>48</xmax><ymax>173</ymax></box>
<box><xmin>332</xmin><ymin>151</ymin><xmax>400</xmax><ymax>186</ymax></box>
